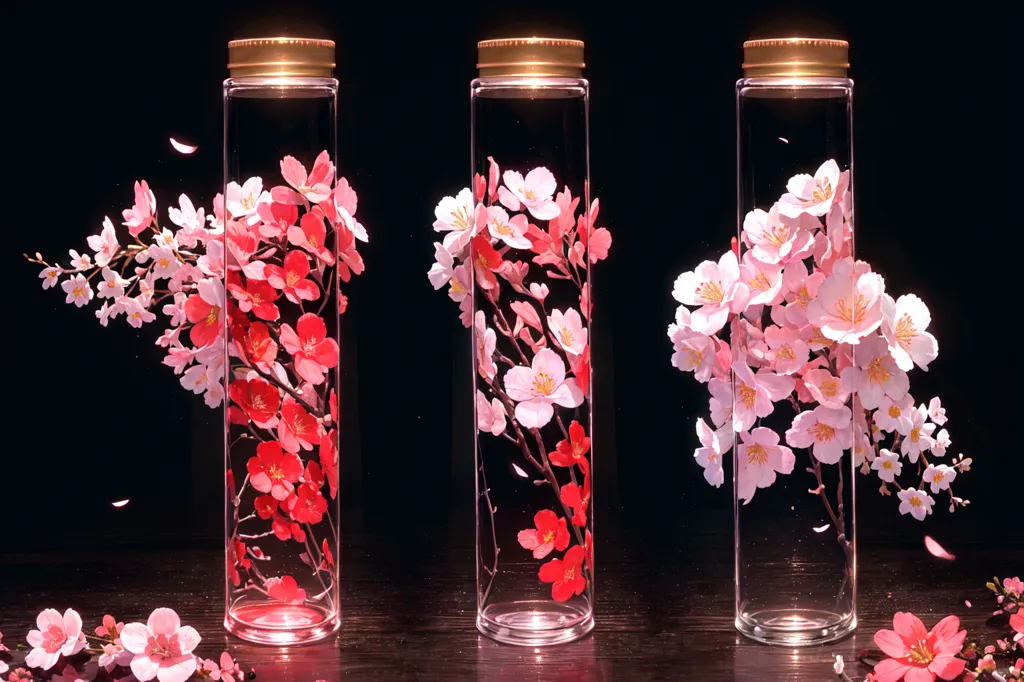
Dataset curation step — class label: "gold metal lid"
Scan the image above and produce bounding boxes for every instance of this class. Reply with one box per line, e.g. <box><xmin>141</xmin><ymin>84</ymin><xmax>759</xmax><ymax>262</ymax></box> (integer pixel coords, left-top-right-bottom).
<box><xmin>477</xmin><ymin>37</ymin><xmax>584</xmax><ymax>78</ymax></box>
<box><xmin>742</xmin><ymin>38</ymin><xmax>849</xmax><ymax>78</ymax></box>
<box><xmin>227</xmin><ymin>37</ymin><xmax>335</xmax><ymax>78</ymax></box>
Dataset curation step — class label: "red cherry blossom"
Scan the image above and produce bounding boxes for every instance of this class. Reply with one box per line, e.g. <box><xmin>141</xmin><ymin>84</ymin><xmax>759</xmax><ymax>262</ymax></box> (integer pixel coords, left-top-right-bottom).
<box><xmin>227</xmin><ymin>273</ymin><xmax>280</xmax><ymax>322</ymax></box>
<box><xmin>278</xmin><ymin>397</ymin><xmax>320</xmax><ymax>453</ymax></box>
<box><xmin>517</xmin><ymin>510</ymin><xmax>570</xmax><ymax>559</ymax></box>
<box><xmin>254</xmin><ymin>495</ymin><xmax>276</xmax><ymax>520</ymax></box>
<box><xmin>320</xmin><ymin>539</ymin><xmax>335</xmax><ymax>570</ymax></box>
<box><xmin>569</xmin><ymin>344</ymin><xmax>591</xmax><ymax>395</ymax></box>
<box><xmin>265</xmin><ymin>250</ymin><xmax>320</xmax><ymax>304</ymax></box>
<box><xmin>288</xmin><ymin>212</ymin><xmax>335</xmax><ymax>265</ymax></box>
<box><xmin>319</xmin><ymin>430</ymin><xmax>339</xmax><ymax>500</ymax></box>
<box><xmin>227</xmin><ymin>298</ymin><xmax>249</xmax><ymax>330</ymax></box>
<box><xmin>246</xmin><ymin>441</ymin><xmax>303</xmax><ymax>501</ymax></box>
<box><xmin>550</xmin><ymin>420</ymin><xmax>591</xmax><ymax>474</ymax></box>
<box><xmin>255</xmin><ymin>201</ymin><xmax>298</xmax><ymax>240</ymax></box>
<box><xmin>471</xmin><ymin>235</ymin><xmax>503</xmax><ymax>291</ymax></box>
<box><xmin>232</xmin><ymin>321</ymin><xmax>278</xmax><ymax>369</ymax></box>
<box><xmin>279</xmin><ymin>313</ymin><xmax>340</xmax><ymax>386</ymax></box>
<box><xmin>286</xmin><ymin>482</ymin><xmax>327</xmax><ymax>524</ymax></box>
<box><xmin>271</xmin><ymin>512</ymin><xmax>305</xmax><ymax>543</ymax></box>
<box><xmin>265</xmin><ymin>575</ymin><xmax>306</xmax><ymax>605</ymax></box>
<box><xmin>228</xmin><ymin>378</ymin><xmax>280</xmax><ymax>425</ymax></box>
<box><xmin>584</xmin><ymin>530</ymin><xmax>594</xmax><ymax>573</ymax></box>
<box><xmin>560</xmin><ymin>473</ymin><xmax>591</xmax><ymax>527</ymax></box>
<box><xmin>184</xmin><ymin>279</ymin><xmax>223</xmax><ymax>347</ymax></box>
<box><xmin>539</xmin><ymin>545</ymin><xmax>586</xmax><ymax>602</ymax></box>
<box><xmin>227</xmin><ymin>539</ymin><xmax>250</xmax><ymax>587</ymax></box>
<box><xmin>305</xmin><ymin>460</ymin><xmax>325</xmax><ymax>489</ymax></box>
<box><xmin>329</xmin><ymin>389</ymin><xmax>339</xmax><ymax>425</ymax></box>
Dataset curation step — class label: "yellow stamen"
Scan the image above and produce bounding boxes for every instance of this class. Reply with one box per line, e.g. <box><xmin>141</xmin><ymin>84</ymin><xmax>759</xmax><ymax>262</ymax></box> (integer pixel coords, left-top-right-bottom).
<box><xmin>746</xmin><ymin>444</ymin><xmax>768</xmax><ymax>465</ymax></box>
<box><xmin>737</xmin><ymin>383</ymin><xmax>756</xmax><ymax>409</ymax></box>
<box><xmin>533</xmin><ymin>372</ymin><xmax>555</xmax><ymax>396</ymax></box>
<box><xmin>810</xmin><ymin>422</ymin><xmax>836</xmax><ymax>442</ymax></box>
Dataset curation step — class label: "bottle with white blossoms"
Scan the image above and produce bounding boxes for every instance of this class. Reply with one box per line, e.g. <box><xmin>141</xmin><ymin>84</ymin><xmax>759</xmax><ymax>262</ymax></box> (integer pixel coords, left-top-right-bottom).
<box><xmin>669</xmin><ymin>38</ymin><xmax>969</xmax><ymax>647</ymax></box>
<box><xmin>222</xmin><ymin>37</ymin><xmax>359</xmax><ymax>645</ymax></box>
<box><xmin>435</xmin><ymin>37</ymin><xmax>608</xmax><ymax>646</ymax></box>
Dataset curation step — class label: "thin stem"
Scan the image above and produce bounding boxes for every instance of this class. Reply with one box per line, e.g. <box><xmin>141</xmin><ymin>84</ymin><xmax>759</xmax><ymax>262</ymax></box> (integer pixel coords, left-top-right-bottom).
<box><xmin>478</xmin><ymin>451</ymin><xmax>500</xmax><ymax>607</ymax></box>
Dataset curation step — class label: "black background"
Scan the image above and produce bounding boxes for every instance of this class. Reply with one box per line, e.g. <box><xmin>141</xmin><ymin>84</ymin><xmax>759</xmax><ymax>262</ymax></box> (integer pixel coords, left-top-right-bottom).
<box><xmin>4</xmin><ymin>1</ymin><xmax>1015</xmax><ymax>557</ymax></box>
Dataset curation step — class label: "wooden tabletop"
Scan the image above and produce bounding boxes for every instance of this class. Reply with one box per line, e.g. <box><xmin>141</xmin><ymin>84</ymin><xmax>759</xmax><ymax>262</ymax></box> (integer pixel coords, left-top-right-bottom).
<box><xmin>1</xmin><ymin>515</ymin><xmax>1012</xmax><ymax>682</ymax></box>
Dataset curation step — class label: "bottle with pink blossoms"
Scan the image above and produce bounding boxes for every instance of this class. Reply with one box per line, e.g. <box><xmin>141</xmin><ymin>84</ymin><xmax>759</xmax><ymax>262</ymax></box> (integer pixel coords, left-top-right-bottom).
<box><xmin>222</xmin><ymin>37</ymin><xmax>358</xmax><ymax>645</ymax></box>
<box><xmin>725</xmin><ymin>37</ymin><xmax>859</xmax><ymax>646</ymax></box>
<box><xmin>455</xmin><ymin>37</ymin><xmax>607</xmax><ymax>646</ymax></box>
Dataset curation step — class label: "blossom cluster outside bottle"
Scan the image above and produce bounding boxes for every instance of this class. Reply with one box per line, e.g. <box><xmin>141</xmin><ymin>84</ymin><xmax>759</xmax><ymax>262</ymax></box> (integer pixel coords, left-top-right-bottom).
<box><xmin>733</xmin><ymin>38</ymin><xmax>856</xmax><ymax>645</ymax></box>
<box><xmin>222</xmin><ymin>37</ymin><xmax>344</xmax><ymax>645</ymax></box>
<box><xmin>470</xmin><ymin>37</ymin><xmax>595</xmax><ymax>646</ymax></box>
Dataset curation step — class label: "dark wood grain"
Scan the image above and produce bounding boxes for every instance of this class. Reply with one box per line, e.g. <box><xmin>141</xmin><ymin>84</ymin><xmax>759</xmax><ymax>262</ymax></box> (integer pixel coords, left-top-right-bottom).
<box><xmin>1</xmin><ymin>517</ymin><xmax>1014</xmax><ymax>682</ymax></box>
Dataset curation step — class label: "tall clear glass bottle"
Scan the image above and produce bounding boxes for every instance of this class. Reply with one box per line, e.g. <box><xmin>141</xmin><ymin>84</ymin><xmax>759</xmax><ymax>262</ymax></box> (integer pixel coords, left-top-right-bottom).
<box><xmin>471</xmin><ymin>37</ymin><xmax>594</xmax><ymax>646</ymax></box>
<box><xmin>734</xmin><ymin>38</ymin><xmax>857</xmax><ymax>645</ymax></box>
<box><xmin>223</xmin><ymin>37</ymin><xmax>342</xmax><ymax>645</ymax></box>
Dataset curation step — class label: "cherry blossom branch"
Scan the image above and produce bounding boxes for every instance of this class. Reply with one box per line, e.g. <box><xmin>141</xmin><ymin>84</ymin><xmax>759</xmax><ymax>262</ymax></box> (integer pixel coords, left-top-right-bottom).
<box><xmin>478</xmin><ymin>449</ymin><xmax>501</xmax><ymax>607</ymax></box>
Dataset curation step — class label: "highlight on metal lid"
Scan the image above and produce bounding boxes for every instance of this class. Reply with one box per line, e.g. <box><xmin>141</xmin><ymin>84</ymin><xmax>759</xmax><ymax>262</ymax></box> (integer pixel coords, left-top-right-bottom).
<box><xmin>477</xmin><ymin>37</ymin><xmax>585</xmax><ymax>78</ymax></box>
<box><xmin>227</xmin><ymin>37</ymin><xmax>336</xmax><ymax>78</ymax></box>
<box><xmin>742</xmin><ymin>37</ymin><xmax>849</xmax><ymax>78</ymax></box>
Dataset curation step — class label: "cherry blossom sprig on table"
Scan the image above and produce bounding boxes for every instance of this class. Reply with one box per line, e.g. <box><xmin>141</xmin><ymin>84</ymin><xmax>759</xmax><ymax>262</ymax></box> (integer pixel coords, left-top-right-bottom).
<box><xmin>832</xmin><ymin>576</ymin><xmax>1023</xmax><ymax>682</ymax></box>
<box><xmin>0</xmin><ymin>608</ymin><xmax>252</xmax><ymax>682</ymax></box>
<box><xmin>427</xmin><ymin>159</ymin><xmax>610</xmax><ymax>603</ymax></box>
<box><xmin>25</xmin><ymin>151</ymin><xmax>367</xmax><ymax>616</ymax></box>
<box><xmin>671</xmin><ymin>159</ymin><xmax>971</xmax><ymax>543</ymax></box>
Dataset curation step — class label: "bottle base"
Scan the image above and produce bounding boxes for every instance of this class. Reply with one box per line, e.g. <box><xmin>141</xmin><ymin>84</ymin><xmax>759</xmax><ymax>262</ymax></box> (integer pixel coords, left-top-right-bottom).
<box><xmin>225</xmin><ymin>603</ymin><xmax>340</xmax><ymax>645</ymax></box>
<box><xmin>735</xmin><ymin>608</ymin><xmax>856</xmax><ymax>647</ymax></box>
<box><xmin>477</xmin><ymin>600</ymin><xmax>594</xmax><ymax>646</ymax></box>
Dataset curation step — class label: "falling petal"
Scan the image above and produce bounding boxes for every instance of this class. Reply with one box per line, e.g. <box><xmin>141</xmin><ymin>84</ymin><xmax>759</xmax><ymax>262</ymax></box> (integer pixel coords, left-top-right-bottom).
<box><xmin>812</xmin><ymin>524</ymin><xmax>830</xmax><ymax>533</ymax></box>
<box><xmin>965</xmin><ymin>600</ymin><xmax>972</xmax><ymax>608</ymax></box>
<box><xmin>511</xmin><ymin>463</ymin><xmax>529</xmax><ymax>478</ymax></box>
<box><xmin>111</xmin><ymin>499</ymin><xmax>130</xmax><ymax>508</ymax></box>
<box><xmin>924</xmin><ymin>535</ymin><xmax>956</xmax><ymax>560</ymax></box>
<box><xmin>778</xmin><ymin>137</ymin><xmax>789</xmax><ymax>143</ymax></box>
<box><xmin>170</xmin><ymin>137</ymin><xmax>198</xmax><ymax>154</ymax></box>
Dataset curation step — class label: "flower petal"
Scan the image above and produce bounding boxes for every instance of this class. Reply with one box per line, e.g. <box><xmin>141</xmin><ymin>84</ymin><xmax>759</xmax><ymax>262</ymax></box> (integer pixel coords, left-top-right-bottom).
<box><xmin>146</xmin><ymin>608</ymin><xmax>181</xmax><ymax>637</ymax></box>
<box><xmin>119</xmin><ymin>623</ymin><xmax>152</xmax><ymax>654</ymax></box>
<box><xmin>871</xmin><ymin>658</ymin><xmax>913</xmax><ymax>682</ymax></box>
<box><xmin>130</xmin><ymin>654</ymin><xmax>161</xmax><ymax>682</ymax></box>
<box><xmin>874</xmin><ymin>629</ymin><xmax>909</xmax><ymax>658</ymax></box>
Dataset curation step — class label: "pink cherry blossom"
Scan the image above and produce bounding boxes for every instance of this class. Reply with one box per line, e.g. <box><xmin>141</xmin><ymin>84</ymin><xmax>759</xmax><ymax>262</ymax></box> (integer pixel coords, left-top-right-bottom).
<box><xmin>504</xmin><ymin>348</ymin><xmax>584</xmax><ymax>429</ymax></box>
<box><xmin>225</xmin><ymin>177</ymin><xmax>265</xmax><ymax>225</ymax></box>
<box><xmin>68</xmin><ymin>249</ymin><xmax>91</xmax><ymax>270</ymax></box>
<box><xmin>87</xmin><ymin>217</ymin><xmax>120</xmax><ymax>267</ymax></box>
<box><xmin>97</xmin><ymin>268</ymin><xmax>128</xmax><ymax>299</ymax></box>
<box><xmin>669</xmin><ymin>307</ymin><xmax>715</xmax><ymax>382</ymax></box>
<box><xmin>39</xmin><ymin>265</ymin><xmax>62</xmax><ymax>289</ymax></box>
<box><xmin>742</xmin><ymin>202</ymin><xmax>816</xmax><ymax>264</ymax></box>
<box><xmin>25</xmin><ymin>608</ymin><xmax>86</xmax><ymax>670</ymax></box>
<box><xmin>202</xmin><ymin>652</ymin><xmax>242</xmax><ymax>682</ymax></box>
<box><xmin>872</xmin><ymin>449</ymin><xmax>902</xmax><ymax>482</ymax></box>
<box><xmin>548</xmin><ymin>307</ymin><xmax>588</xmax><ymax>356</ymax></box>
<box><xmin>694</xmin><ymin>417</ymin><xmax>725</xmax><ymax>487</ymax></box>
<box><xmin>474</xmin><ymin>311</ymin><xmax>497</xmax><ymax>381</ymax></box>
<box><xmin>277</xmin><ymin>150</ymin><xmax>333</xmax><ymax>203</ymax></box>
<box><xmin>897</xmin><ymin>487</ymin><xmax>935</xmax><ymax>521</ymax></box>
<box><xmin>146</xmin><ymin>246</ymin><xmax>180</xmax><ymax>280</ymax></box>
<box><xmin>872</xmin><ymin>612</ymin><xmax>966</xmax><ymax>682</ymax></box>
<box><xmin>927</xmin><ymin>397</ymin><xmax>947</xmax><ymax>425</ymax></box>
<box><xmin>497</xmin><ymin>260</ymin><xmax>529</xmax><ymax>292</ymax></box>
<box><xmin>50</xmin><ymin>665</ymin><xmax>87</xmax><ymax>682</ymax></box>
<box><xmin>287</xmin><ymin>212</ymin><xmax>335</xmax><ymax>265</ymax></box>
<box><xmin>125</xmin><ymin>298</ymin><xmax>157</xmax><ymax>328</ymax></box>
<box><xmin>802</xmin><ymin>368</ymin><xmax>850</xmax><ymax>409</ymax></box>
<box><xmin>874</xmin><ymin>394</ymin><xmax>915</xmax><ymax>435</ymax></box>
<box><xmin>167</xmin><ymin>194</ymin><xmax>206</xmax><ymax>238</ymax></box>
<box><xmin>196</xmin><ymin>239</ymin><xmax>224</xmax><ymax>278</ymax></box>
<box><xmin>781</xmin><ymin>260</ymin><xmax>825</xmax><ymax>327</ymax></box>
<box><xmin>901</xmin><ymin>405</ymin><xmax>936</xmax><ymax>463</ymax></box>
<box><xmin>737</xmin><ymin>427</ymin><xmax>796</xmax><ymax>503</ymax></box>
<box><xmin>923</xmin><ymin>464</ymin><xmax>956</xmax><ymax>493</ymax></box>
<box><xmin>779</xmin><ymin>159</ymin><xmax>848</xmax><ymax>218</ymax></box>
<box><xmin>486</xmin><ymin>205</ymin><xmax>531</xmax><ymax>249</ymax></box>
<box><xmin>449</xmin><ymin>263</ymin><xmax>471</xmax><ymax>303</ymax></box>
<box><xmin>672</xmin><ymin>251</ymin><xmax>749</xmax><ymax>335</ymax></box>
<box><xmin>806</xmin><ymin>258</ymin><xmax>885</xmax><ymax>343</ymax></box>
<box><xmin>432</xmin><ymin>188</ymin><xmax>476</xmax><ymax>254</ymax></box>
<box><xmin>62</xmin><ymin>273</ymin><xmax>93</xmax><ymax>307</ymax></box>
<box><xmin>498</xmin><ymin>167</ymin><xmax>560</xmax><ymax>220</ymax></box>
<box><xmin>122</xmin><ymin>180</ymin><xmax>156</xmax><ymax>237</ymax></box>
<box><xmin>882</xmin><ymin>293</ymin><xmax>938</xmax><ymax>371</ymax></box>
<box><xmin>427</xmin><ymin>242</ymin><xmax>455</xmax><ymax>290</ymax></box>
<box><xmin>529</xmin><ymin>282</ymin><xmax>549</xmax><ymax>301</ymax></box>
<box><xmin>708</xmin><ymin>377</ymin><xmax>733</xmax><ymax>429</ymax></box>
<box><xmin>279</xmin><ymin>313</ymin><xmax>339</xmax><ymax>385</ymax></box>
<box><xmin>265</xmin><ymin>575</ymin><xmax>306</xmax><ymax>604</ymax></box>
<box><xmin>785</xmin><ymin>405</ymin><xmax>853</xmax><ymax>464</ymax></box>
<box><xmin>762</xmin><ymin>324</ymin><xmax>809</xmax><ymax>375</ymax></box>
<box><xmin>476</xmin><ymin>390</ymin><xmax>507</xmax><ymax>436</ymax></box>
<box><xmin>731</xmin><ymin>362</ymin><xmax>795</xmax><ymax>432</ymax></box>
<box><xmin>931</xmin><ymin>428</ymin><xmax>950</xmax><ymax>457</ymax></box>
<box><xmin>739</xmin><ymin>251</ymin><xmax>783</xmax><ymax>306</ymax></box>
<box><xmin>839</xmin><ymin>334</ymin><xmax>909</xmax><ymax>410</ymax></box>
<box><xmin>120</xmin><ymin>608</ymin><xmax>200</xmax><ymax>682</ymax></box>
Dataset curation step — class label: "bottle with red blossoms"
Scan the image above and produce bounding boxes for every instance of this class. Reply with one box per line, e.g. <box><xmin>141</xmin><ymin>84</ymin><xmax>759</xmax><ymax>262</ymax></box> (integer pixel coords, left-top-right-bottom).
<box><xmin>222</xmin><ymin>37</ymin><xmax>359</xmax><ymax>645</ymax></box>
<box><xmin>462</xmin><ymin>37</ymin><xmax>602</xmax><ymax>646</ymax></box>
<box><xmin>727</xmin><ymin>38</ymin><xmax>857</xmax><ymax>645</ymax></box>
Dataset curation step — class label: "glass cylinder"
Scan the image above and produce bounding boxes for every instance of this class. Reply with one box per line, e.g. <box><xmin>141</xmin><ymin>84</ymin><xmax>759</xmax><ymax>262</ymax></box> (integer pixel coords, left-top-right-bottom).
<box><xmin>222</xmin><ymin>37</ymin><xmax>342</xmax><ymax>645</ymax></box>
<box><xmin>734</xmin><ymin>38</ymin><xmax>856</xmax><ymax>645</ymax></box>
<box><xmin>470</xmin><ymin>37</ymin><xmax>594</xmax><ymax>646</ymax></box>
